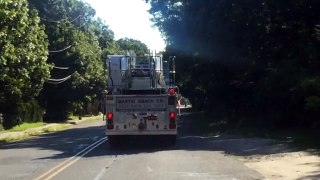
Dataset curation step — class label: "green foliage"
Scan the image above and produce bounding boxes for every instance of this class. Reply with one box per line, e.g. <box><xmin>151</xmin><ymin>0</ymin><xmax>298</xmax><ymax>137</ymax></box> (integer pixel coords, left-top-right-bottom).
<box><xmin>9</xmin><ymin>122</ymin><xmax>44</xmax><ymax>132</ymax></box>
<box><xmin>0</xmin><ymin>0</ymin><xmax>50</xmax><ymax>128</ymax></box>
<box><xmin>28</xmin><ymin>0</ymin><xmax>113</xmax><ymax>121</ymax></box>
<box><xmin>2</xmin><ymin>99</ymin><xmax>43</xmax><ymax>129</ymax></box>
<box><xmin>104</xmin><ymin>40</ymin><xmax>122</xmax><ymax>56</ymax></box>
<box><xmin>0</xmin><ymin>0</ymin><xmax>51</xmax><ymax>105</ymax></box>
<box><xmin>299</xmin><ymin>78</ymin><xmax>320</xmax><ymax>122</ymax></box>
<box><xmin>300</xmin><ymin>78</ymin><xmax>320</xmax><ymax>96</ymax></box>
<box><xmin>18</xmin><ymin>99</ymin><xmax>44</xmax><ymax>123</ymax></box>
<box><xmin>70</xmin><ymin>101</ymin><xmax>84</xmax><ymax>116</ymax></box>
<box><xmin>70</xmin><ymin>30</ymin><xmax>106</xmax><ymax>91</ymax></box>
<box><xmin>305</xmin><ymin>96</ymin><xmax>320</xmax><ymax>112</ymax></box>
<box><xmin>117</xmin><ymin>38</ymin><xmax>149</xmax><ymax>56</ymax></box>
<box><xmin>179</xmin><ymin>96</ymin><xmax>190</xmax><ymax>105</ymax></box>
<box><xmin>0</xmin><ymin>0</ymin><xmax>151</xmax><ymax>125</ymax></box>
<box><xmin>0</xmin><ymin>114</ymin><xmax>3</xmax><ymax>131</ymax></box>
<box><xmin>148</xmin><ymin>0</ymin><xmax>320</xmax><ymax>128</ymax></box>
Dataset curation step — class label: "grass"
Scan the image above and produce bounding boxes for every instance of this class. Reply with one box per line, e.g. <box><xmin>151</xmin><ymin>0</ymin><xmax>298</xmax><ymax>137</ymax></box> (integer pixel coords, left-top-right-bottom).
<box><xmin>80</xmin><ymin>115</ymin><xmax>103</xmax><ymax>123</ymax></box>
<box><xmin>67</xmin><ymin>115</ymin><xmax>80</xmax><ymax>120</ymax></box>
<box><xmin>68</xmin><ymin>114</ymin><xmax>103</xmax><ymax>124</ymax></box>
<box><xmin>42</xmin><ymin>124</ymin><xmax>71</xmax><ymax>133</ymax></box>
<box><xmin>8</xmin><ymin>122</ymin><xmax>45</xmax><ymax>132</ymax></box>
<box><xmin>0</xmin><ymin>114</ymin><xmax>102</xmax><ymax>143</ymax></box>
<box><xmin>0</xmin><ymin>123</ymin><xmax>71</xmax><ymax>143</ymax></box>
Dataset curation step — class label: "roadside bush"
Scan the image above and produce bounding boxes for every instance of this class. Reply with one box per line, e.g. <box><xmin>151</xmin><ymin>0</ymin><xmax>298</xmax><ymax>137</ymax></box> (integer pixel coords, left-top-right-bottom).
<box><xmin>18</xmin><ymin>99</ymin><xmax>43</xmax><ymax>123</ymax></box>
<box><xmin>2</xmin><ymin>99</ymin><xmax>43</xmax><ymax>129</ymax></box>
<box><xmin>301</xmin><ymin>78</ymin><xmax>320</xmax><ymax>96</ymax></box>
<box><xmin>0</xmin><ymin>114</ymin><xmax>3</xmax><ymax>131</ymax></box>
<box><xmin>305</xmin><ymin>96</ymin><xmax>320</xmax><ymax>112</ymax></box>
<box><xmin>2</xmin><ymin>113</ymin><xmax>19</xmax><ymax>129</ymax></box>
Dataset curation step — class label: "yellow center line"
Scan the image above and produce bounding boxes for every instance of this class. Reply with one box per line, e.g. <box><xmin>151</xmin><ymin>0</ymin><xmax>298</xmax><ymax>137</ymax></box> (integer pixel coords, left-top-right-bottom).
<box><xmin>35</xmin><ymin>137</ymin><xmax>107</xmax><ymax>180</ymax></box>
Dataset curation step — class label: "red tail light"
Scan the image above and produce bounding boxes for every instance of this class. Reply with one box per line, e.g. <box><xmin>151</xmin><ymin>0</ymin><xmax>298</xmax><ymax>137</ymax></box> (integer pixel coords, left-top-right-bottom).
<box><xmin>106</xmin><ymin>112</ymin><xmax>114</xmax><ymax>129</ymax></box>
<box><xmin>107</xmin><ymin>112</ymin><xmax>113</xmax><ymax>119</ymax></box>
<box><xmin>169</xmin><ymin>112</ymin><xmax>176</xmax><ymax>119</ymax></box>
<box><xmin>169</xmin><ymin>112</ymin><xmax>176</xmax><ymax>129</ymax></box>
<box><xmin>169</xmin><ymin>88</ymin><xmax>175</xmax><ymax>95</ymax></box>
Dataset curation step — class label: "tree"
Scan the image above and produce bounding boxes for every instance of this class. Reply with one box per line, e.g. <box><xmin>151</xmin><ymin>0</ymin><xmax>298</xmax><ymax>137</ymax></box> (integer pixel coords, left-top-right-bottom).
<box><xmin>0</xmin><ymin>0</ymin><xmax>51</xmax><ymax>127</ymax></box>
<box><xmin>147</xmin><ymin>0</ymin><xmax>320</xmax><ymax>128</ymax></box>
<box><xmin>117</xmin><ymin>38</ymin><xmax>149</xmax><ymax>56</ymax></box>
<box><xmin>28</xmin><ymin>0</ymin><xmax>113</xmax><ymax>120</ymax></box>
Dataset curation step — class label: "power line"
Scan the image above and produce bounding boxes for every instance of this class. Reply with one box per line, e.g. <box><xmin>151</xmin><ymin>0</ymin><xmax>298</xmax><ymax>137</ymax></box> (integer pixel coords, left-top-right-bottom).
<box><xmin>69</xmin><ymin>15</ymin><xmax>82</xmax><ymax>23</ymax></box>
<box><xmin>48</xmin><ymin>75</ymin><xmax>71</xmax><ymax>82</ymax></box>
<box><xmin>46</xmin><ymin>81</ymin><xmax>67</xmax><ymax>85</ymax></box>
<box><xmin>49</xmin><ymin>45</ymin><xmax>72</xmax><ymax>53</ymax></box>
<box><xmin>46</xmin><ymin>75</ymin><xmax>72</xmax><ymax>84</ymax></box>
<box><xmin>40</xmin><ymin>15</ymin><xmax>81</xmax><ymax>23</ymax></box>
<box><xmin>53</xmin><ymin>66</ymin><xmax>69</xmax><ymax>70</ymax></box>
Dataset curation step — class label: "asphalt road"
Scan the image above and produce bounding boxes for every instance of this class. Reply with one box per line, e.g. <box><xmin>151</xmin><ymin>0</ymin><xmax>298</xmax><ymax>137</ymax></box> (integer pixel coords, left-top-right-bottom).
<box><xmin>0</xmin><ymin>114</ymin><xmax>264</xmax><ymax>180</ymax></box>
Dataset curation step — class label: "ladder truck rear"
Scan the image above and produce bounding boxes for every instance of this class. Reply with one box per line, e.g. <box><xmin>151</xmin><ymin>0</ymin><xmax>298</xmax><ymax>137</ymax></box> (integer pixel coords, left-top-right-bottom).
<box><xmin>104</xmin><ymin>51</ymin><xmax>178</xmax><ymax>147</ymax></box>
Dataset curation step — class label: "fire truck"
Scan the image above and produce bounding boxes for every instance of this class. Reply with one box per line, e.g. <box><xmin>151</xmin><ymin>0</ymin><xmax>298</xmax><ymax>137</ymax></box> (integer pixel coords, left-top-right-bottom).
<box><xmin>104</xmin><ymin>51</ymin><xmax>178</xmax><ymax>147</ymax></box>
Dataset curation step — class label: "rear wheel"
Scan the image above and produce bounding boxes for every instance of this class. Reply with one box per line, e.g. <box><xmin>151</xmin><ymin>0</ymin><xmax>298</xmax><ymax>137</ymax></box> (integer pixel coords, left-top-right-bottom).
<box><xmin>108</xmin><ymin>135</ymin><xmax>120</xmax><ymax>148</ymax></box>
<box><xmin>167</xmin><ymin>135</ymin><xmax>177</xmax><ymax>146</ymax></box>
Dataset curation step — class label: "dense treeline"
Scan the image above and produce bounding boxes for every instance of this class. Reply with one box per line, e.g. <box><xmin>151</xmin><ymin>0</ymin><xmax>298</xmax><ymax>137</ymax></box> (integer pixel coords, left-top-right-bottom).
<box><xmin>0</xmin><ymin>0</ymin><xmax>51</xmax><ymax>128</ymax></box>
<box><xmin>147</xmin><ymin>0</ymin><xmax>320</xmax><ymax>128</ymax></box>
<box><xmin>0</xmin><ymin>0</ymin><xmax>148</xmax><ymax>129</ymax></box>
<box><xmin>29</xmin><ymin>0</ymin><xmax>114</xmax><ymax>121</ymax></box>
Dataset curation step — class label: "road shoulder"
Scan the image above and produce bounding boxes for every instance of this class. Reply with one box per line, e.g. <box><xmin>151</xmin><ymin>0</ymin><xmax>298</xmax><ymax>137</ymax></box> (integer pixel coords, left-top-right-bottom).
<box><xmin>182</xmin><ymin>112</ymin><xmax>320</xmax><ymax>179</ymax></box>
<box><xmin>241</xmin><ymin>146</ymin><xmax>320</xmax><ymax>179</ymax></box>
<box><xmin>0</xmin><ymin>115</ymin><xmax>103</xmax><ymax>143</ymax></box>
<box><xmin>207</xmin><ymin>135</ymin><xmax>320</xmax><ymax>179</ymax></box>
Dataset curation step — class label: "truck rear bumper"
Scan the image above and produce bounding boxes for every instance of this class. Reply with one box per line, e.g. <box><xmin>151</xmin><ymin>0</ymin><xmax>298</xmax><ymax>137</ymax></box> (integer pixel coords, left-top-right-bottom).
<box><xmin>106</xmin><ymin>130</ymin><xmax>177</xmax><ymax>136</ymax></box>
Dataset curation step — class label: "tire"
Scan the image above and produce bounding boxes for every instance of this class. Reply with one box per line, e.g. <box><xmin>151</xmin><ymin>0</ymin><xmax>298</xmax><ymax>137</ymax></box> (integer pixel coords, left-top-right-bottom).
<box><xmin>108</xmin><ymin>135</ymin><xmax>119</xmax><ymax>148</ymax></box>
<box><xmin>167</xmin><ymin>135</ymin><xmax>177</xmax><ymax>146</ymax></box>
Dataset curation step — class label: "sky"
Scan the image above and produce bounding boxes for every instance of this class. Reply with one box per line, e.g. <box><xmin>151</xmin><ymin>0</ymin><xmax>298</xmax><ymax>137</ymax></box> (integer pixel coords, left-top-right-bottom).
<box><xmin>82</xmin><ymin>0</ymin><xmax>166</xmax><ymax>51</ymax></box>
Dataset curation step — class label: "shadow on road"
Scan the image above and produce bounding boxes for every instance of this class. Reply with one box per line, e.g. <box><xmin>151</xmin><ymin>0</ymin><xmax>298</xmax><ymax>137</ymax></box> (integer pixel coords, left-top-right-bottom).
<box><xmin>0</xmin><ymin>124</ymin><xmax>106</xmax><ymax>159</ymax></box>
<box><xmin>0</xmin><ymin>111</ymin><xmax>319</xmax><ymax>179</ymax></box>
<box><xmin>297</xmin><ymin>172</ymin><xmax>320</xmax><ymax>180</ymax></box>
